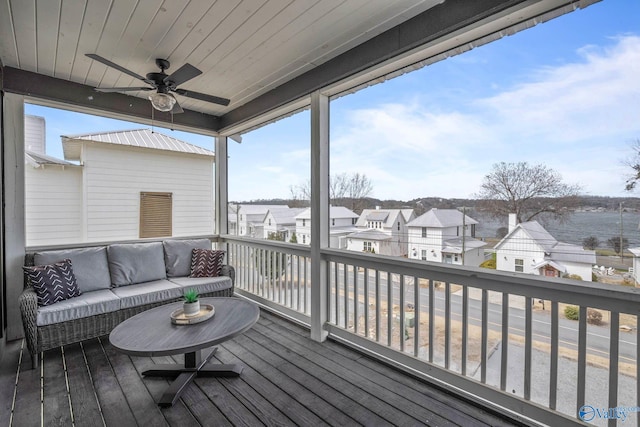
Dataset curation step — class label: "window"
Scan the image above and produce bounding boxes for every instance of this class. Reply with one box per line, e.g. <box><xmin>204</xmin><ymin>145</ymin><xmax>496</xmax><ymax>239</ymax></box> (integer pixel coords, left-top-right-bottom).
<box><xmin>140</xmin><ymin>192</ymin><xmax>172</xmax><ymax>238</ymax></box>
<box><xmin>332</xmin><ymin>218</ymin><xmax>335</xmax><ymax>226</ymax></box>
<box><xmin>302</xmin><ymin>235</ymin><xmax>306</xmax><ymax>244</ymax></box>
<box><xmin>268</xmin><ymin>219</ymin><xmax>271</xmax><ymax>226</ymax></box>
<box><xmin>303</xmin><ymin>219</ymin><xmax>306</xmax><ymax>227</ymax></box>
<box><xmin>397</xmin><ymin>221</ymin><xmax>400</xmax><ymax>231</ymax></box>
<box><xmin>352</xmin><ymin>218</ymin><xmax>357</xmax><ymax>225</ymax></box>
<box><xmin>364</xmin><ymin>241</ymin><xmax>372</xmax><ymax>251</ymax></box>
<box><xmin>421</xmin><ymin>250</ymin><xmax>427</xmax><ymax>261</ymax></box>
<box><xmin>515</xmin><ymin>258</ymin><xmax>524</xmax><ymax>272</ymax></box>
<box><xmin>421</xmin><ymin>227</ymin><xmax>427</xmax><ymax>238</ymax></box>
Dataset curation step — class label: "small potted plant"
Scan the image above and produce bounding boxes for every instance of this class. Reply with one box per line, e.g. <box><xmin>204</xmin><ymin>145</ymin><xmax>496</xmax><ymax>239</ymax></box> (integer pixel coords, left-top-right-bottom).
<box><xmin>182</xmin><ymin>288</ymin><xmax>200</xmax><ymax>317</ymax></box>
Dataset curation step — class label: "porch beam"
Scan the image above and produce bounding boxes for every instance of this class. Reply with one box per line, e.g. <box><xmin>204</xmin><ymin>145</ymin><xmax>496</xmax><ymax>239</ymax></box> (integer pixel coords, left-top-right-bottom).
<box><xmin>310</xmin><ymin>91</ymin><xmax>329</xmax><ymax>342</ymax></box>
<box><xmin>215</xmin><ymin>136</ymin><xmax>229</xmax><ymax>236</ymax></box>
<box><xmin>1</xmin><ymin>67</ymin><xmax>219</xmax><ymax>133</ymax></box>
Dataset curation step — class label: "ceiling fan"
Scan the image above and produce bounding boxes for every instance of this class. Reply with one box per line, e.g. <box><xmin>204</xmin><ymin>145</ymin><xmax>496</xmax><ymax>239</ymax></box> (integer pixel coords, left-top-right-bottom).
<box><xmin>86</xmin><ymin>54</ymin><xmax>230</xmax><ymax>114</ymax></box>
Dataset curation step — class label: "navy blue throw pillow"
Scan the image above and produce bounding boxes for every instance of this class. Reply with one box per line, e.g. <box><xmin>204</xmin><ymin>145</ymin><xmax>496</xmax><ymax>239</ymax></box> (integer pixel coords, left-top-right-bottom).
<box><xmin>23</xmin><ymin>258</ymin><xmax>82</xmax><ymax>306</ymax></box>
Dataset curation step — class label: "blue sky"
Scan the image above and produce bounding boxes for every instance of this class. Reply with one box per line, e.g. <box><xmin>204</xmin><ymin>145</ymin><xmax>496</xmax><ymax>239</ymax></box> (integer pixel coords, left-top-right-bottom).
<box><xmin>26</xmin><ymin>0</ymin><xmax>640</xmax><ymax>202</ymax></box>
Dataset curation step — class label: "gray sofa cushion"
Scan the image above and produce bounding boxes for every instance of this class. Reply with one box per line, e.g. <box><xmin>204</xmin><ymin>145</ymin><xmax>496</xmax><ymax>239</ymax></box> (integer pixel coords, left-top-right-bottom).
<box><xmin>168</xmin><ymin>276</ymin><xmax>233</xmax><ymax>295</ymax></box>
<box><xmin>163</xmin><ymin>238</ymin><xmax>212</xmax><ymax>277</ymax></box>
<box><xmin>34</xmin><ymin>247</ymin><xmax>111</xmax><ymax>292</ymax></box>
<box><xmin>36</xmin><ymin>289</ymin><xmax>121</xmax><ymax>326</ymax></box>
<box><xmin>108</xmin><ymin>242</ymin><xmax>166</xmax><ymax>286</ymax></box>
<box><xmin>110</xmin><ymin>279</ymin><xmax>182</xmax><ymax>309</ymax></box>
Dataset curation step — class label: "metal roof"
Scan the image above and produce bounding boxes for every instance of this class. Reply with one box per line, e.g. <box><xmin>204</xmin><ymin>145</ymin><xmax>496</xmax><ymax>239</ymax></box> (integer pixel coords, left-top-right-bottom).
<box><xmin>61</xmin><ymin>128</ymin><xmax>214</xmax><ymax>160</ymax></box>
<box><xmin>347</xmin><ymin>229</ymin><xmax>393</xmax><ymax>241</ymax></box>
<box><xmin>296</xmin><ymin>206</ymin><xmax>359</xmax><ymax>220</ymax></box>
<box><xmin>442</xmin><ymin>237</ymin><xmax>487</xmax><ymax>254</ymax></box>
<box><xmin>407</xmin><ymin>209</ymin><xmax>479</xmax><ymax>228</ymax></box>
<box><xmin>266</xmin><ymin>208</ymin><xmax>307</xmax><ymax>225</ymax></box>
<box><xmin>25</xmin><ymin>150</ymin><xmax>79</xmax><ymax>168</ymax></box>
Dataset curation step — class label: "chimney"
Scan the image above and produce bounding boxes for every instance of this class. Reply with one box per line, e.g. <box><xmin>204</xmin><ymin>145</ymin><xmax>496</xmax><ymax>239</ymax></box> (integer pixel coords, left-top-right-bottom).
<box><xmin>508</xmin><ymin>213</ymin><xmax>518</xmax><ymax>232</ymax></box>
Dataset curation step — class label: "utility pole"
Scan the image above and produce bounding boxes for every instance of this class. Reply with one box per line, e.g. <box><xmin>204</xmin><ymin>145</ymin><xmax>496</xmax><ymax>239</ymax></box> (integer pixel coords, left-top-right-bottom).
<box><xmin>620</xmin><ymin>201</ymin><xmax>624</xmax><ymax>261</ymax></box>
<box><xmin>461</xmin><ymin>207</ymin><xmax>466</xmax><ymax>266</ymax></box>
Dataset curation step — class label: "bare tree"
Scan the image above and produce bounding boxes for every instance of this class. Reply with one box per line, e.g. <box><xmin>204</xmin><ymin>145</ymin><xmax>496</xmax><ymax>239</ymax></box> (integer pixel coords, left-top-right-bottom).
<box><xmin>290</xmin><ymin>172</ymin><xmax>373</xmax><ymax>210</ymax></box>
<box><xmin>475</xmin><ymin>162</ymin><xmax>581</xmax><ymax>224</ymax></box>
<box><xmin>624</xmin><ymin>139</ymin><xmax>640</xmax><ymax>191</ymax></box>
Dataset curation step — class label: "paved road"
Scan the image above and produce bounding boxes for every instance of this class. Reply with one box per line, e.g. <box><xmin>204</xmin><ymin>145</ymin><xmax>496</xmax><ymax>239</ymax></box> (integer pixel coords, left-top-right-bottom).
<box><xmin>332</xmin><ymin>266</ymin><xmax>636</xmax><ymax>362</ymax></box>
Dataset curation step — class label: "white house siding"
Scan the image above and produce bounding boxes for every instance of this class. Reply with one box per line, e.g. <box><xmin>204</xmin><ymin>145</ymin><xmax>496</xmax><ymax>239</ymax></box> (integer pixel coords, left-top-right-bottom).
<box><xmin>561</xmin><ymin>261</ymin><xmax>593</xmax><ymax>282</ymax></box>
<box><xmin>25</xmin><ymin>115</ymin><xmax>45</xmax><ymax>154</ymax></box>
<box><xmin>296</xmin><ymin>218</ymin><xmax>311</xmax><ymax>245</ymax></box>
<box><xmin>83</xmin><ymin>144</ymin><xmax>213</xmax><ymax>241</ymax></box>
<box><xmin>496</xmin><ymin>228</ymin><xmax>545</xmax><ymax>274</ymax></box>
<box><xmin>408</xmin><ymin>227</ymin><xmax>445</xmax><ymax>262</ymax></box>
<box><xmin>25</xmin><ymin>165</ymin><xmax>82</xmax><ymax>245</ymax></box>
<box><xmin>459</xmin><ymin>249</ymin><xmax>485</xmax><ymax>267</ymax></box>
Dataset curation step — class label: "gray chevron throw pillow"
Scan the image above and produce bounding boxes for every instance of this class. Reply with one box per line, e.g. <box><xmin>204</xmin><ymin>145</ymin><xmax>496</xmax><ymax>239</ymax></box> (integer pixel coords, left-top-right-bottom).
<box><xmin>23</xmin><ymin>258</ymin><xmax>82</xmax><ymax>306</ymax></box>
<box><xmin>190</xmin><ymin>249</ymin><xmax>225</xmax><ymax>278</ymax></box>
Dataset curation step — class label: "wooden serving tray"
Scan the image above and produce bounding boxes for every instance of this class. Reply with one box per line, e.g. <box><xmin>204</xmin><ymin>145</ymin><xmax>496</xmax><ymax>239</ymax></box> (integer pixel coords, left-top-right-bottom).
<box><xmin>170</xmin><ymin>304</ymin><xmax>215</xmax><ymax>325</ymax></box>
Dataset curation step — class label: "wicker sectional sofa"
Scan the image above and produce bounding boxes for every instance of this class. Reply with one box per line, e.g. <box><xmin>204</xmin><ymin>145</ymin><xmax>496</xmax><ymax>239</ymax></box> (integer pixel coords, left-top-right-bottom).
<box><xmin>18</xmin><ymin>238</ymin><xmax>234</xmax><ymax>369</ymax></box>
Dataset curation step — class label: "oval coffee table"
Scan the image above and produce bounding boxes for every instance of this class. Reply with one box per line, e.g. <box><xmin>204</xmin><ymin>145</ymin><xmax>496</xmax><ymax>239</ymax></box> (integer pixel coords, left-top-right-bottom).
<box><xmin>109</xmin><ymin>297</ymin><xmax>259</xmax><ymax>407</ymax></box>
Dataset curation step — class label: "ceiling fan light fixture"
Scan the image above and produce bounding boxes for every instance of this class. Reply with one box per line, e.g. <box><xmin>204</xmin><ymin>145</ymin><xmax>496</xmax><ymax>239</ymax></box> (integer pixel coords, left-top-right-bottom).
<box><xmin>148</xmin><ymin>92</ymin><xmax>176</xmax><ymax>112</ymax></box>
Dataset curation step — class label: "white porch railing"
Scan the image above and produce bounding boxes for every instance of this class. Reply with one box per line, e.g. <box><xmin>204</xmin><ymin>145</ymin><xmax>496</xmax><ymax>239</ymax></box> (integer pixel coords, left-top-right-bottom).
<box><xmin>223</xmin><ymin>236</ymin><xmax>640</xmax><ymax>427</ymax></box>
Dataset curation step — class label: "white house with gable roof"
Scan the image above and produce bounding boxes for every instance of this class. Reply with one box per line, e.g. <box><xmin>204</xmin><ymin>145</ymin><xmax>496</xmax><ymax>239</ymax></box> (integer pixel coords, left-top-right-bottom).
<box><xmin>295</xmin><ymin>206</ymin><xmax>358</xmax><ymax>247</ymax></box>
<box><xmin>263</xmin><ymin>208</ymin><xmax>306</xmax><ymax>242</ymax></box>
<box><xmin>495</xmin><ymin>214</ymin><xmax>596</xmax><ymax>281</ymax></box>
<box><xmin>347</xmin><ymin>207</ymin><xmax>415</xmax><ymax>256</ymax></box>
<box><xmin>407</xmin><ymin>208</ymin><xmax>486</xmax><ymax>266</ymax></box>
<box><xmin>25</xmin><ymin>121</ymin><xmax>217</xmax><ymax>245</ymax></box>
<box><xmin>228</xmin><ymin>204</ymin><xmax>289</xmax><ymax>238</ymax></box>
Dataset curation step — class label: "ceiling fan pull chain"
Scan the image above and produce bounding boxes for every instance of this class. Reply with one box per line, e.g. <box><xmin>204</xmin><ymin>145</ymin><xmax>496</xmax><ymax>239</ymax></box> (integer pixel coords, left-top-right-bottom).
<box><xmin>151</xmin><ymin>104</ymin><xmax>155</xmax><ymax>133</ymax></box>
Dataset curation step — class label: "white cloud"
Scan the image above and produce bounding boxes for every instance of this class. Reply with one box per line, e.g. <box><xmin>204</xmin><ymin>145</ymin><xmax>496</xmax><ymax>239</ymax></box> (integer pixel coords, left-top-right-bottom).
<box><xmin>328</xmin><ymin>35</ymin><xmax>640</xmax><ymax>199</ymax></box>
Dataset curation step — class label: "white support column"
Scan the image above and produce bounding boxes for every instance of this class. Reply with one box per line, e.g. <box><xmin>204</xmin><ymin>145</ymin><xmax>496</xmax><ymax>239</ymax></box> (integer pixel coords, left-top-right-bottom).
<box><xmin>310</xmin><ymin>91</ymin><xmax>329</xmax><ymax>342</ymax></box>
<box><xmin>3</xmin><ymin>93</ymin><xmax>26</xmax><ymax>340</ymax></box>
<box><xmin>215</xmin><ymin>136</ymin><xmax>229</xmax><ymax>236</ymax></box>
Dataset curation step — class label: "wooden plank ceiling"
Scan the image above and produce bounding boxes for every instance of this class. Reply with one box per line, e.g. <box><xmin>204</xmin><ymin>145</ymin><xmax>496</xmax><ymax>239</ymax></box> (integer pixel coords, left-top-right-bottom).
<box><xmin>0</xmin><ymin>0</ymin><xmax>443</xmax><ymax>116</ymax></box>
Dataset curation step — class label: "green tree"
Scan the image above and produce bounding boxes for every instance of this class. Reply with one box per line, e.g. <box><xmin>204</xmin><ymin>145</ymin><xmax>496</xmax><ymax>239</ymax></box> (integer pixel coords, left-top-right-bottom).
<box><xmin>607</xmin><ymin>236</ymin><xmax>629</xmax><ymax>255</ymax></box>
<box><xmin>582</xmin><ymin>236</ymin><xmax>599</xmax><ymax>250</ymax></box>
<box><xmin>289</xmin><ymin>232</ymin><xmax>298</xmax><ymax>244</ymax></box>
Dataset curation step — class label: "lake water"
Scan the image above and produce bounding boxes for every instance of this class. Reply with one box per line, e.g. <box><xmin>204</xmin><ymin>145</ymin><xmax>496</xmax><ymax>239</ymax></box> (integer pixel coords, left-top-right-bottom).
<box><xmin>474</xmin><ymin>211</ymin><xmax>640</xmax><ymax>247</ymax></box>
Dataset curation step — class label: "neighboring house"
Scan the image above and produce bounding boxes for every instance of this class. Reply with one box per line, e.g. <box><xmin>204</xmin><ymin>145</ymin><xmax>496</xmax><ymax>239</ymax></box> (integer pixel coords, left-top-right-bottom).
<box><xmin>25</xmin><ymin>122</ymin><xmax>216</xmax><ymax>245</ymax></box>
<box><xmin>347</xmin><ymin>207</ymin><xmax>415</xmax><ymax>256</ymax></box>
<box><xmin>25</xmin><ymin>151</ymin><xmax>83</xmax><ymax>246</ymax></box>
<box><xmin>229</xmin><ymin>204</ymin><xmax>289</xmax><ymax>238</ymax></box>
<box><xmin>263</xmin><ymin>208</ymin><xmax>306</xmax><ymax>242</ymax></box>
<box><xmin>628</xmin><ymin>247</ymin><xmax>640</xmax><ymax>285</ymax></box>
<box><xmin>407</xmin><ymin>208</ymin><xmax>486</xmax><ymax>266</ymax></box>
<box><xmin>495</xmin><ymin>214</ymin><xmax>596</xmax><ymax>281</ymax></box>
<box><xmin>295</xmin><ymin>206</ymin><xmax>359</xmax><ymax>248</ymax></box>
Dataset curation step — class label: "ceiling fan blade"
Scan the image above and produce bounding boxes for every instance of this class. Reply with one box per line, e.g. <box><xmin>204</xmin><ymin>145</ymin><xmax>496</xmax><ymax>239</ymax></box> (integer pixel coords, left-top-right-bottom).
<box><xmin>94</xmin><ymin>87</ymin><xmax>154</xmax><ymax>92</ymax></box>
<box><xmin>174</xmin><ymin>88</ymin><xmax>230</xmax><ymax>106</ymax></box>
<box><xmin>86</xmin><ymin>54</ymin><xmax>155</xmax><ymax>85</ymax></box>
<box><xmin>169</xmin><ymin>94</ymin><xmax>184</xmax><ymax>114</ymax></box>
<box><xmin>165</xmin><ymin>63</ymin><xmax>201</xmax><ymax>87</ymax></box>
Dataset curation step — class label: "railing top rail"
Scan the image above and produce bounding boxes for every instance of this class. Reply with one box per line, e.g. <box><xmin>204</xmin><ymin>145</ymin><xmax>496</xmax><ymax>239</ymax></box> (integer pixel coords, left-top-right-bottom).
<box><xmin>322</xmin><ymin>248</ymin><xmax>640</xmax><ymax>313</ymax></box>
<box><xmin>221</xmin><ymin>235</ymin><xmax>311</xmax><ymax>257</ymax></box>
<box><xmin>26</xmin><ymin>235</ymin><xmax>220</xmax><ymax>252</ymax></box>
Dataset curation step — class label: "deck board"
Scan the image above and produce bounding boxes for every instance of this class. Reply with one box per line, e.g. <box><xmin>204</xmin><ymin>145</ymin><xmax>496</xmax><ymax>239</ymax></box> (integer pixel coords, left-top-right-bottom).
<box><xmin>0</xmin><ymin>307</ymin><xmax>523</xmax><ymax>427</ymax></box>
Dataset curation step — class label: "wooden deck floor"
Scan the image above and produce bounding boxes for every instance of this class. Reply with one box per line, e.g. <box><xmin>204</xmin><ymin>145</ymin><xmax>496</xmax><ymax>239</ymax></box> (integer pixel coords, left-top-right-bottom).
<box><xmin>0</xmin><ymin>310</ymin><xmax>521</xmax><ymax>426</ymax></box>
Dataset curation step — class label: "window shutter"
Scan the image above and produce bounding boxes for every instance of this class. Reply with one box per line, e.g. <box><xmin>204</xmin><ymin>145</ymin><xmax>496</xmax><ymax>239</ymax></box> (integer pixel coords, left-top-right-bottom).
<box><xmin>140</xmin><ymin>192</ymin><xmax>172</xmax><ymax>238</ymax></box>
